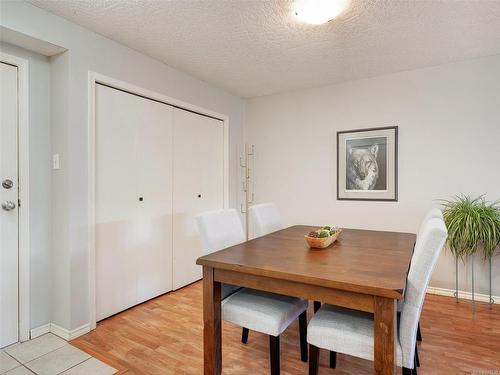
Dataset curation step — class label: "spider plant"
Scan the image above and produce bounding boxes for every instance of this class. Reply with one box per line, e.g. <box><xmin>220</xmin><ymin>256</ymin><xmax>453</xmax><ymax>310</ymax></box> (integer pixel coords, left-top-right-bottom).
<box><xmin>477</xmin><ymin>200</ymin><xmax>500</xmax><ymax>259</ymax></box>
<box><xmin>441</xmin><ymin>195</ymin><xmax>500</xmax><ymax>260</ymax></box>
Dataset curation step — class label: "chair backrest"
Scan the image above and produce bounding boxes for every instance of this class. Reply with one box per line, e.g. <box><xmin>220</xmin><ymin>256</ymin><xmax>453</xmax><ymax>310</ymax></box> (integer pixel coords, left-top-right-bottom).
<box><xmin>195</xmin><ymin>208</ymin><xmax>246</xmax><ymax>255</ymax></box>
<box><xmin>399</xmin><ymin>218</ymin><xmax>447</xmax><ymax>368</ymax></box>
<box><xmin>408</xmin><ymin>208</ymin><xmax>444</xmax><ymax>262</ymax></box>
<box><xmin>249</xmin><ymin>203</ymin><xmax>284</xmax><ymax>238</ymax></box>
<box><xmin>417</xmin><ymin>208</ymin><xmax>443</xmax><ymax>241</ymax></box>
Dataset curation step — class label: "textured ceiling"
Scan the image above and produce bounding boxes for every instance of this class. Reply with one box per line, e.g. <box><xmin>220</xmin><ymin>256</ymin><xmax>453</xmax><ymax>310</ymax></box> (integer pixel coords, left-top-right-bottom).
<box><xmin>28</xmin><ymin>0</ymin><xmax>500</xmax><ymax>98</ymax></box>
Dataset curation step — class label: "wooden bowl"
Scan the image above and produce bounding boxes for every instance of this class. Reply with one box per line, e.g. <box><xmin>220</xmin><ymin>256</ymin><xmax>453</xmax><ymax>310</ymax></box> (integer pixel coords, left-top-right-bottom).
<box><xmin>304</xmin><ymin>229</ymin><xmax>342</xmax><ymax>249</ymax></box>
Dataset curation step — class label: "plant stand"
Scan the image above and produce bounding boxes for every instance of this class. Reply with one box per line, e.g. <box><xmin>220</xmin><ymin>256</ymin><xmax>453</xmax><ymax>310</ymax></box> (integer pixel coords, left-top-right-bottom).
<box><xmin>454</xmin><ymin>255</ymin><xmax>475</xmax><ymax>312</ymax></box>
<box><xmin>454</xmin><ymin>255</ymin><xmax>495</xmax><ymax>311</ymax></box>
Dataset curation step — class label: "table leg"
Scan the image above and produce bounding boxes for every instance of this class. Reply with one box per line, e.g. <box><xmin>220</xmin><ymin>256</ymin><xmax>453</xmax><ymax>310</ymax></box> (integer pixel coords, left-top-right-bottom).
<box><xmin>374</xmin><ymin>296</ymin><xmax>396</xmax><ymax>375</ymax></box>
<box><xmin>203</xmin><ymin>266</ymin><xmax>222</xmax><ymax>375</ymax></box>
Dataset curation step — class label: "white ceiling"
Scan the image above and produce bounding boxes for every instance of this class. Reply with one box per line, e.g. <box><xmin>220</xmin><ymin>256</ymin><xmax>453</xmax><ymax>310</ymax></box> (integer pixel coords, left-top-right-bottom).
<box><xmin>28</xmin><ymin>0</ymin><xmax>500</xmax><ymax>98</ymax></box>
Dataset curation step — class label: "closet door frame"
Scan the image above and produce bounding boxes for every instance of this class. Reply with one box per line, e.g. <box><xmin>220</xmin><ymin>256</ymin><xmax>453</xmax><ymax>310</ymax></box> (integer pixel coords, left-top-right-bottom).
<box><xmin>88</xmin><ymin>72</ymin><xmax>229</xmax><ymax>330</ymax></box>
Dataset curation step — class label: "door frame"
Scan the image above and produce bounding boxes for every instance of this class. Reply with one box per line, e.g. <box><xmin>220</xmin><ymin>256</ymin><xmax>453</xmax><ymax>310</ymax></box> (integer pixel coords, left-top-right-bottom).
<box><xmin>0</xmin><ymin>52</ymin><xmax>30</xmax><ymax>342</ymax></box>
<box><xmin>87</xmin><ymin>71</ymin><xmax>230</xmax><ymax>329</ymax></box>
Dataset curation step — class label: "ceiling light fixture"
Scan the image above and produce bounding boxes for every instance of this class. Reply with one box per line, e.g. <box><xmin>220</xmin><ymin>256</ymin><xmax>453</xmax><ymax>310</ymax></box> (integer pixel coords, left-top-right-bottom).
<box><xmin>293</xmin><ymin>0</ymin><xmax>350</xmax><ymax>25</ymax></box>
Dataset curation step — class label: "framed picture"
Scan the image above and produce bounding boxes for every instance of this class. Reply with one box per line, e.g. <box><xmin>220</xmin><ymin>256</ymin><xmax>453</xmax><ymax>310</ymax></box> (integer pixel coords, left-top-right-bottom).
<box><xmin>337</xmin><ymin>126</ymin><xmax>398</xmax><ymax>201</ymax></box>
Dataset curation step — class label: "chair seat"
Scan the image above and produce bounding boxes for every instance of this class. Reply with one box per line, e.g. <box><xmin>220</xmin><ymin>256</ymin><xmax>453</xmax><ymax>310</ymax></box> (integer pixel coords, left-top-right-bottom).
<box><xmin>307</xmin><ymin>304</ymin><xmax>404</xmax><ymax>367</ymax></box>
<box><xmin>222</xmin><ymin>284</ymin><xmax>242</xmax><ymax>300</ymax></box>
<box><xmin>222</xmin><ymin>288</ymin><xmax>308</xmax><ymax>337</ymax></box>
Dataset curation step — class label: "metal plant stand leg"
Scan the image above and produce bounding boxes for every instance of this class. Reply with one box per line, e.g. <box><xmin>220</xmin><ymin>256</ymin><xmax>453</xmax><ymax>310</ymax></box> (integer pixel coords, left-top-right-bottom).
<box><xmin>454</xmin><ymin>257</ymin><xmax>459</xmax><ymax>303</ymax></box>
<box><xmin>471</xmin><ymin>255</ymin><xmax>475</xmax><ymax>314</ymax></box>
<box><xmin>490</xmin><ymin>256</ymin><xmax>495</xmax><ymax>307</ymax></box>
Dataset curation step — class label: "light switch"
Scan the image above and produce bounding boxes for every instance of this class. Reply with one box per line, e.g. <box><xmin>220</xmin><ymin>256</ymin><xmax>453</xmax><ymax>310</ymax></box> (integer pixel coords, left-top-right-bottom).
<box><xmin>53</xmin><ymin>154</ymin><xmax>60</xmax><ymax>170</ymax></box>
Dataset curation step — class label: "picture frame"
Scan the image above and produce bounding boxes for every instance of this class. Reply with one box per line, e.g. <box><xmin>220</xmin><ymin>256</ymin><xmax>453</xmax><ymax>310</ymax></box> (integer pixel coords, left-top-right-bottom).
<box><xmin>337</xmin><ymin>126</ymin><xmax>398</xmax><ymax>201</ymax></box>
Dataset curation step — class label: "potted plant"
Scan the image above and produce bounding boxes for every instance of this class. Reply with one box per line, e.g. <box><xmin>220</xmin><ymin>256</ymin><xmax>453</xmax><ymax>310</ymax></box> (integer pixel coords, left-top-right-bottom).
<box><xmin>441</xmin><ymin>195</ymin><xmax>500</xmax><ymax>308</ymax></box>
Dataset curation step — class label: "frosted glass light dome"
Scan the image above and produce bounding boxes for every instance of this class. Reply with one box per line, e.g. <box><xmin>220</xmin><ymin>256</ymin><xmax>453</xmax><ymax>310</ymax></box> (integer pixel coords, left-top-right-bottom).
<box><xmin>294</xmin><ymin>0</ymin><xmax>350</xmax><ymax>25</ymax></box>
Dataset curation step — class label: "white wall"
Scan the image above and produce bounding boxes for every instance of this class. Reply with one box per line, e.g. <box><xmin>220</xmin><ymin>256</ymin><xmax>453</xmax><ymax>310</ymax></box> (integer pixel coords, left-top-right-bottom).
<box><xmin>2</xmin><ymin>1</ymin><xmax>497</xmax><ymax>334</ymax></box>
<box><xmin>0</xmin><ymin>42</ymin><xmax>52</xmax><ymax>329</ymax></box>
<box><xmin>246</xmin><ymin>55</ymin><xmax>500</xmax><ymax>296</ymax></box>
<box><xmin>1</xmin><ymin>1</ymin><xmax>245</xmax><ymax>331</ymax></box>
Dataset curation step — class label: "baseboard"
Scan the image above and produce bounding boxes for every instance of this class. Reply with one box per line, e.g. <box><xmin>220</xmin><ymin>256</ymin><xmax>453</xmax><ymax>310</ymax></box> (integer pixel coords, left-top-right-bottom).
<box><xmin>49</xmin><ymin>323</ymin><xmax>91</xmax><ymax>341</ymax></box>
<box><xmin>29</xmin><ymin>287</ymin><xmax>495</xmax><ymax>342</ymax></box>
<box><xmin>427</xmin><ymin>286</ymin><xmax>498</xmax><ymax>304</ymax></box>
<box><xmin>30</xmin><ymin>323</ymin><xmax>51</xmax><ymax>339</ymax></box>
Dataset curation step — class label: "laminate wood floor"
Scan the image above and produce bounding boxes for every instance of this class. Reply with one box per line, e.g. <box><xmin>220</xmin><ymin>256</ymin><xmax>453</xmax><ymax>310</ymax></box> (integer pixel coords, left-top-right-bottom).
<box><xmin>71</xmin><ymin>282</ymin><xmax>500</xmax><ymax>375</ymax></box>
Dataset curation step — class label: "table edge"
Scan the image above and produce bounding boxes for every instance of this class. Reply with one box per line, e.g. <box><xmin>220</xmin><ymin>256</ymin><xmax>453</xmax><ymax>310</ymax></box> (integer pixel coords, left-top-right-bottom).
<box><xmin>196</xmin><ymin>259</ymin><xmax>405</xmax><ymax>299</ymax></box>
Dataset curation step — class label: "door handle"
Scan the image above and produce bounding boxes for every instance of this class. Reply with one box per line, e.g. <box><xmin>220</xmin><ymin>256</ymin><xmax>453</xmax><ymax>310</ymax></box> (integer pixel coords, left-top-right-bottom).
<box><xmin>2</xmin><ymin>179</ymin><xmax>13</xmax><ymax>189</ymax></box>
<box><xmin>1</xmin><ymin>201</ymin><xmax>16</xmax><ymax>211</ymax></box>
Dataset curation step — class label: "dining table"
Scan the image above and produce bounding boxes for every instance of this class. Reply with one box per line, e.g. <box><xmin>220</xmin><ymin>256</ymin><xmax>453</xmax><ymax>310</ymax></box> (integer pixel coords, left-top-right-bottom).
<box><xmin>196</xmin><ymin>225</ymin><xmax>416</xmax><ymax>375</ymax></box>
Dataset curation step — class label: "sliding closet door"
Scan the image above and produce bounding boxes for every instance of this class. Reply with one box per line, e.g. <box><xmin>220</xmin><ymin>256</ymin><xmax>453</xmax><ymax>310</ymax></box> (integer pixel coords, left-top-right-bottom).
<box><xmin>172</xmin><ymin>109</ymin><xmax>224</xmax><ymax>289</ymax></box>
<box><xmin>95</xmin><ymin>85</ymin><xmax>137</xmax><ymax>321</ymax></box>
<box><xmin>95</xmin><ymin>84</ymin><xmax>173</xmax><ymax>321</ymax></box>
<box><xmin>135</xmin><ymin>102</ymin><xmax>173</xmax><ymax>303</ymax></box>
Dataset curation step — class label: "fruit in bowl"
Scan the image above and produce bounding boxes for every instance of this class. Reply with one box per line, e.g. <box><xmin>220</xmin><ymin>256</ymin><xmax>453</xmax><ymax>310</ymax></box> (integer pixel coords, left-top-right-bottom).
<box><xmin>305</xmin><ymin>226</ymin><xmax>342</xmax><ymax>249</ymax></box>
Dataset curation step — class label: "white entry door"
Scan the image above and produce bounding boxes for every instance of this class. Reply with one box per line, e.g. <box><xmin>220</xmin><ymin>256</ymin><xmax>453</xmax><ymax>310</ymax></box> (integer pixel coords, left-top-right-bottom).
<box><xmin>172</xmin><ymin>109</ymin><xmax>224</xmax><ymax>289</ymax></box>
<box><xmin>0</xmin><ymin>62</ymin><xmax>19</xmax><ymax>348</ymax></box>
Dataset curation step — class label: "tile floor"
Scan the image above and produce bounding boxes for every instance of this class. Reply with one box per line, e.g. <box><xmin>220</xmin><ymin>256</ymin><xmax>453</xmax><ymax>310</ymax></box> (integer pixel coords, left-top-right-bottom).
<box><xmin>0</xmin><ymin>334</ymin><xmax>116</xmax><ymax>375</ymax></box>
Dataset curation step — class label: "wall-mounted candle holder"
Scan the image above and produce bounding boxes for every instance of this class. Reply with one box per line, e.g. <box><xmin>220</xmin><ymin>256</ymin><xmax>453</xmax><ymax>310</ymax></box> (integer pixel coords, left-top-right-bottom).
<box><xmin>240</xmin><ymin>143</ymin><xmax>254</xmax><ymax>239</ymax></box>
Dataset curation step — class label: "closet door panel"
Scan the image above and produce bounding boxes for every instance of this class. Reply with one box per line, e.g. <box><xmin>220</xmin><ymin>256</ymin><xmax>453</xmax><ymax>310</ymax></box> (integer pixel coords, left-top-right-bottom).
<box><xmin>95</xmin><ymin>84</ymin><xmax>138</xmax><ymax>321</ymax></box>
<box><xmin>135</xmin><ymin>100</ymin><xmax>173</xmax><ymax>303</ymax></box>
<box><xmin>96</xmin><ymin>84</ymin><xmax>173</xmax><ymax>320</ymax></box>
<box><xmin>172</xmin><ymin>109</ymin><xmax>224</xmax><ymax>289</ymax></box>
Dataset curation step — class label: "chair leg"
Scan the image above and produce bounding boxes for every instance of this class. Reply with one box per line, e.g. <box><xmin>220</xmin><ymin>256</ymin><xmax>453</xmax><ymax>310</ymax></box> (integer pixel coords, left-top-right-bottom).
<box><xmin>415</xmin><ymin>343</ymin><xmax>420</xmax><ymax>367</ymax></box>
<box><xmin>309</xmin><ymin>344</ymin><xmax>320</xmax><ymax>375</ymax></box>
<box><xmin>403</xmin><ymin>349</ymin><xmax>419</xmax><ymax>375</ymax></box>
<box><xmin>329</xmin><ymin>351</ymin><xmax>337</xmax><ymax>368</ymax></box>
<box><xmin>417</xmin><ymin>321</ymin><xmax>422</xmax><ymax>342</ymax></box>
<box><xmin>313</xmin><ymin>301</ymin><xmax>321</xmax><ymax>313</ymax></box>
<box><xmin>299</xmin><ymin>311</ymin><xmax>308</xmax><ymax>362</ymax></box>
<box><xmin>241</xmin><ymin>327</ymin><xmax>249</xmax><ymax>344</ymax></box>
<box><xmin>269</xmin><ymin>335</ymin><xmax>280</xmax><ymax>375</ymax></box>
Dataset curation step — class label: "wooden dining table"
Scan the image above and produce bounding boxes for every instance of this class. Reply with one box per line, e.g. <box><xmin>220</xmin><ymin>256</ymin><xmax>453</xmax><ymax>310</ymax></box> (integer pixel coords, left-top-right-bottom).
<box><xmin>196</xmin><ymin>225</ymin><xmax>415</xmax><ymax>375</ymax></box>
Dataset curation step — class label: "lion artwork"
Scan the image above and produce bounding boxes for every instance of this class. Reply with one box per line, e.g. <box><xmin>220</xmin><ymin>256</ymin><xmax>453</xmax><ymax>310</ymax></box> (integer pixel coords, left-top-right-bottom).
<box><xmin>346</xmin><ymin>144</ymin><xmax>379</xmax><ymax>190</ymax></box>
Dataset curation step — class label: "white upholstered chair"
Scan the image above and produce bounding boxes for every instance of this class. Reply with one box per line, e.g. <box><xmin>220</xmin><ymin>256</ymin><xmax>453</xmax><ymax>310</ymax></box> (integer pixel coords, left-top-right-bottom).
<box><xmin>307</xmin><ymin>218</ymin><xmax>448</xmax><ymax>375</ymax></box>
<box><xmin>195</xmin><ymin>208</ymin><xmax>308</xmax><ymax>375</ymax></box>
<box><xmin>196</xmin><ymin>208</ymin><xmax>246</xmax><ymax>299</ymax></box>
<box><xmin>399</xmin><ymin>207</ymin><xmax>444</xmax><ymax>344</ymax></box>
<box><xmin>249</xmin><ymin>203</ymin><xmax>284</xmax><ymax>238</ymax></box>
